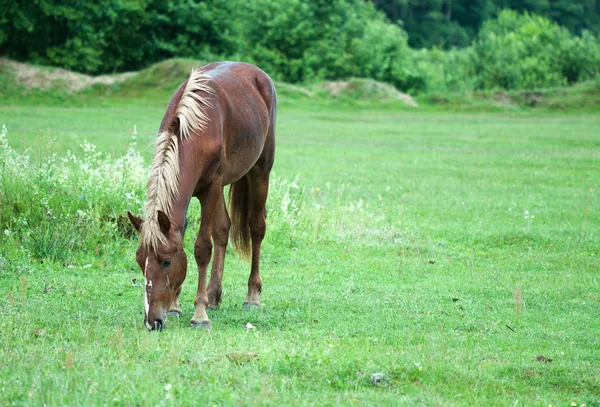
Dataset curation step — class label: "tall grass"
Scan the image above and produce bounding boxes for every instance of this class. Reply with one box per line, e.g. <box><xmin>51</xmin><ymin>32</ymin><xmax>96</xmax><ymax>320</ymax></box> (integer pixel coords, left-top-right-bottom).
<box><xmin>0</xmin><ymin>124</ymin><xmax>145</xmax><ymax>264</ymax></box>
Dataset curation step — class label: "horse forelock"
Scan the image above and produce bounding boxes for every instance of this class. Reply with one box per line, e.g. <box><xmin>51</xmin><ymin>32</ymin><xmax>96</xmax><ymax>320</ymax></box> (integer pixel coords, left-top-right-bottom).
<box><xmin>141</xmin><ymin>69</ymin><xmax>213</xmax><ymax>250</ymax></box>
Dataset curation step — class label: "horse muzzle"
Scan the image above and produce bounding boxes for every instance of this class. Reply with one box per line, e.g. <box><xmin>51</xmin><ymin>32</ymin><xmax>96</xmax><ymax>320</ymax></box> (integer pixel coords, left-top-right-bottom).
<box><xmin>145</xmin><ymin>310</ymin><xmax>167</xmax><ymax>331</ymax></box>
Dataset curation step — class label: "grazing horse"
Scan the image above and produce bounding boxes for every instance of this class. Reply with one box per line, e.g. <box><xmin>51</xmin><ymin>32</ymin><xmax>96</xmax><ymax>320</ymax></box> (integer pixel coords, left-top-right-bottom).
<box><xmin>127</xmin><ymin>62</ymin><xmax>276</xmax><ymax>331</ymax></box>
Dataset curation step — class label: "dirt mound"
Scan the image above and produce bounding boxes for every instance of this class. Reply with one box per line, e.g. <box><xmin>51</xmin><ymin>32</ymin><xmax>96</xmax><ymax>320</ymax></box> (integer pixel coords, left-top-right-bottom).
<box><xmin>273</xmin><ymin>81</ymin><xmax>314</xmax><ymax>98</ymax></box>
<box><xmin>491</xmin><ymin>91</ymin><xmax>545</xmax><ymax>107</ymax></box>
<box><xmin>131</xmin><ymin>59</ymin><xmax>203</xmax><ymax>89</ymax></box>
<box><xmin>0</xmin><ymin>58</ymin><xmax>134</xmax><ymax>92</ymax></box>
<box><xmin>322</xmin><ymin>78</ymin><xmax>418</xmax><ymax>106</ymax></box>
<box><xmin>1</xmin><ymin>58</ymin><xmax>418</xmax><ymax>106</ymax></box>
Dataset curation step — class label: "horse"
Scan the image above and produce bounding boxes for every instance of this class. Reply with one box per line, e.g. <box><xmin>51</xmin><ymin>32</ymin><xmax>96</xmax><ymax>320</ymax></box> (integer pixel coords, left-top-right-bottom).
<box><xmin>127</xmin><ymin>62</ymin><xmax>276</xmax><ymax>331</ymax></box>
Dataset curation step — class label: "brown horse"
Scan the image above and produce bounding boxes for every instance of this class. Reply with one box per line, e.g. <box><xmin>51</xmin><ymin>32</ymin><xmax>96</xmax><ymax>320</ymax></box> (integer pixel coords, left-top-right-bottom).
<box><xmin>127</xmin><ymin>62</ymin><xmax>276</xmax><ymax>331</ymax></box>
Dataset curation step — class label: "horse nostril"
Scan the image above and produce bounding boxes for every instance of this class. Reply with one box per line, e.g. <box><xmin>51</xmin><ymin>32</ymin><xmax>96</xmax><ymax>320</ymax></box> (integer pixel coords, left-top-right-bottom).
<box><xmin>154</xmin><ymin>319</ymin><xmax>163</xmax><ymax>332</ymax></box>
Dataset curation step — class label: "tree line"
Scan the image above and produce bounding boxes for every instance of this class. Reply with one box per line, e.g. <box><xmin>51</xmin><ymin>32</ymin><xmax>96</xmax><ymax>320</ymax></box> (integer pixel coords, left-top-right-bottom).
<box><xmin>373</xmin><ymin>0</ymin><xmax>600</xmax><ymax>49</ymax></box>
<box><xmin>0</xmin><ymin>0</ymin><xmax>598</xmax><ymax>93</ymax></box>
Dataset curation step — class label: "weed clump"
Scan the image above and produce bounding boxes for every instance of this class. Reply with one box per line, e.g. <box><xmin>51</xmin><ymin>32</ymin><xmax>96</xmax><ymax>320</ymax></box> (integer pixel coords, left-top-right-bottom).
<box><xmin>0</xmin><ymin>124</ymin><xmax>145</xmax><ymax>263</ymax></box>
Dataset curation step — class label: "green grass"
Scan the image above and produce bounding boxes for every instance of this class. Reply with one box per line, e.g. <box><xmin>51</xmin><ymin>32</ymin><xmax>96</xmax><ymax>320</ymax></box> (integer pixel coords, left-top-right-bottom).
<box><xmin>418</xmin><ymin>80</ymin><xmax>600</xmax><ymax>113</ymax></box>
<box><xmin>0</xmin><ymin>65</ymin><xmax>599</xmax><ymax>406</ymax></box>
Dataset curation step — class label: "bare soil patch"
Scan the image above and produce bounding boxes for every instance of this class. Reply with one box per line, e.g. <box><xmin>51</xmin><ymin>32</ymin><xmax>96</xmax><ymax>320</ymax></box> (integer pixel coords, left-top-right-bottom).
<box><xmin>322</xmin><ymin>78</ymin><xmax>418</xmax><ymax>107</ymax></box>
<box><xmin>0</xmin><ymin>58</ymin><xmax>134</xmax><ymax>92</ymax></box>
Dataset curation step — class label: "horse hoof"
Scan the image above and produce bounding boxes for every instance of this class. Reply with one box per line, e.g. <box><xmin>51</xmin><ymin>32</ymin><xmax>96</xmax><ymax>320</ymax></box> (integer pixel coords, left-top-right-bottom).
<box><xmin>243</xmin><ymin>302</ymin><xmax>262</xmax><ymax>309</ymax></box>
<box><xmin>190</xmin><ymin>319</ymin><xmax>212</xmax><ymax>330</ymax></box>
<box><xmin>168</xmin><ymin>310</ymin><xmax>182</xmax><ymax>317</ymax></box>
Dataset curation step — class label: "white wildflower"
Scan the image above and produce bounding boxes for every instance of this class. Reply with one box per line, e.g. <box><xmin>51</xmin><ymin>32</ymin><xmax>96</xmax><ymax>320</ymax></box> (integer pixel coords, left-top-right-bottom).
<box><xmin>281</xmin><ymin>190</ymin><xmax>290</xmax><ymax>215</ymax></box>
<box><xmin>0</xmin><ymin>124</ymin><xmax>8</xmax><ymax>149</ymax></box>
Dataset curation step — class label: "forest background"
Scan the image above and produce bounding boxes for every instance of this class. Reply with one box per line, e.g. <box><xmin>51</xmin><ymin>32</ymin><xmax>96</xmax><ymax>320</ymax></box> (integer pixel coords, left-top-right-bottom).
<box><xmin>1</xmin><ymin>0</ymin><xmax>599</xmax><ymax>94</ymax></box>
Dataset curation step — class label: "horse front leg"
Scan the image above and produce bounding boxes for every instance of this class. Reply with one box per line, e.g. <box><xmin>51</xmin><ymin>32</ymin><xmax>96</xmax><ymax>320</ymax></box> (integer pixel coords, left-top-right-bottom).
<box><xmin>207</xmin><ymin>193</ymin><xmax>230</xmax><ymax>310</ymax></box>
<box><xmin>190</xmin><ymin>181</ymin><xmax>220</xmax><ymax>329</ymax></box>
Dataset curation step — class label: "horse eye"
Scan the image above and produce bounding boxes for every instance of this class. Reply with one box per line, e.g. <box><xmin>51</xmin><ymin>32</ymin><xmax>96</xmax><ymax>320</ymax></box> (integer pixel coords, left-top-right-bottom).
<box><xmin>161</xmin><ymin>258</ymin><xmax>172</xmax><ymax>268</ymax></box>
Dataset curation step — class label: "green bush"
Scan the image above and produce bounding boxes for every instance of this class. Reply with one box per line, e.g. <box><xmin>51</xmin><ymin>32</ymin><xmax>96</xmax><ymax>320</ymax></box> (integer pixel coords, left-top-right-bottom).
<box><xmin>348</xmin><ymin>17</ymin><xmax>413</xmax><ymax>88</ymax></box>
<box><xmin>470</xmin><ymin>10</ymin><xmax>600</xmax><ymax>90</ymax></box>
<box><xmin>222</xmin><ymin>0</ymin><xmax>409</xmax><ymax>84</ymax></box>
<box><xmin>0</xmin><ymin>0</ymin><xmax>236</xmax><ymax>74</ymax></box>
<box><xmin>398</xmin><ymin>47</ymin><xmax>474</xmax><ymax>94</ymax></box>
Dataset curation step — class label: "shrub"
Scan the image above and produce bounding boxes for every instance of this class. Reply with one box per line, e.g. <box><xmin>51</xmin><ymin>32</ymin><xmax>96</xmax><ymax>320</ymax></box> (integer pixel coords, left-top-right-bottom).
<box><xmin>470</xmin><ymin>10</ymin><xmax>600</xmax><ymax>90</ymax></box>
<box><xmin>224</xmin><ymin>0</ymin><xmax>410</xmax><ymax>84</ymax></box>
<box><xmin>400</xmin><ymin>47</ymin><xmax>474</xmax><ymax>94</ymax></box>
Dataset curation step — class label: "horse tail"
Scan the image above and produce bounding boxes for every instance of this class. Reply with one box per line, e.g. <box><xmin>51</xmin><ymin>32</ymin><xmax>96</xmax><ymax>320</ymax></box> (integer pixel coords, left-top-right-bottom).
<box><xmin>229</xmin><ymin>175</ymin><xmax>251</xmax><ymax>259</ymax></box>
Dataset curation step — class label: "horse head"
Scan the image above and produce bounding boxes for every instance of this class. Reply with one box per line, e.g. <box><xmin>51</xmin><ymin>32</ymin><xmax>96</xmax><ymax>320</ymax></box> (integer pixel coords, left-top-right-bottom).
<box><xmin>127</xmin><ymin>210</ymin><xmax>187</xmax><ymax>331</ymax></box>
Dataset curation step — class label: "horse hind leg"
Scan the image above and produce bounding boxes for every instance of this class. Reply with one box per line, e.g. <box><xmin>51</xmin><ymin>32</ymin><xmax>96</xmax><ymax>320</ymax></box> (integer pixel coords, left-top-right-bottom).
<box><xmin>244</xmin><ymin>171</ymin><xmax>270</xmax><ymax>308</ymax></box>
<box><xmin>207</xmin><ymin>192</ymin><xmax>230</xmax><ymax>310</ymax></box>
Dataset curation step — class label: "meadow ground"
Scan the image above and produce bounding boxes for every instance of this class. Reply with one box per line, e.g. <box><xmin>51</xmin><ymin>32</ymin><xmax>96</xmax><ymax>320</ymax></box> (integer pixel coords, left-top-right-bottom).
<box><xmin>0</xmin><ymin>86</ymin><xmax>599</xmax><ymax>406</ymax></box>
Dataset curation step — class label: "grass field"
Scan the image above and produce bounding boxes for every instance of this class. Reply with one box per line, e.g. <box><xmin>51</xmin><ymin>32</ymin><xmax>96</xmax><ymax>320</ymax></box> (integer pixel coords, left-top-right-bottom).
<box><xmin>0</xmin><ymin>64</ymin><xmax>599</xmax><ymax>406</ymax></box>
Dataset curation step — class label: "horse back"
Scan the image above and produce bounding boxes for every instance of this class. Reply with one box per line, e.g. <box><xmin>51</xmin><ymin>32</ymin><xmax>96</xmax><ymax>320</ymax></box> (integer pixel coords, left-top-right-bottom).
<box><xmin>157</xmin><ymin>62</ymin><xmax>276</xmax><ymax>187</ymax></box>
<box><xmin>202</xmin><ymin>62</ymin><xmax>276</xmax><ymax>184</ymax></box>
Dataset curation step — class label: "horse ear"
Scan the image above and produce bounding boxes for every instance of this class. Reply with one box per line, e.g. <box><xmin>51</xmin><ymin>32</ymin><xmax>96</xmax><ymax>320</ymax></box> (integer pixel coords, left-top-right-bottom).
<box><xmin>127</xmin><ymin>211</ymin><xmax>143</xmax><ymax>233</ymax></box>
<box><xmin>157</xmin><ymin>210</ymin><xmax>171</xmax><ymax>236</ymax></box>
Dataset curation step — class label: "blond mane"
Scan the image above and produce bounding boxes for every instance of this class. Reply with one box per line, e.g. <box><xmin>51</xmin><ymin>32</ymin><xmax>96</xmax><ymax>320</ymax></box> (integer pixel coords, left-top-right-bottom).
<box><xmin>141</xmin><ymin>69</ymin><xmax>214</xmax><ymax>249</ymax></box>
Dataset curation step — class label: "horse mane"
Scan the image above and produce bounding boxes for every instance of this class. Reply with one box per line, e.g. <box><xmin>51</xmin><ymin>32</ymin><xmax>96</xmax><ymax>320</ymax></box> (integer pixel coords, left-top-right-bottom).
<box><xmin>141</xmin><ymin>69</ymin><xmax>214</xmax><ymax>249</ymax></box>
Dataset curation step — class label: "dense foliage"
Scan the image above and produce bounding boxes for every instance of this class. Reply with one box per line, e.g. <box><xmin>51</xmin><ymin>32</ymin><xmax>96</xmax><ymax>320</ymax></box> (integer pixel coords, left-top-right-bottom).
<box><xmin>0</xmin><ymin>0</ymin><xmax>599</xmax><ymax>92</ymax></box>
<box><xmin>471</xmin><ymin>11</ymin><xmax>600</xmax><ymax>90</ymax></box>
<box><xmin>408</xmin><ymin>10</ymin><xmax>600</xmax><ymax>93</ymax></box>
<box><xmin>373</xmin><ymin>0</ymin><xmax>600</xmax><ymax>49</ymax></box>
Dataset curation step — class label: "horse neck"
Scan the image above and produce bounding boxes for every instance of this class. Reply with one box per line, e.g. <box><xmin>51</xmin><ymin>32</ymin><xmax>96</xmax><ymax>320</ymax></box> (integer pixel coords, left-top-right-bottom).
<box><xmin>168</xmin><ymin>140</ymin><xmax>201</xmax><ymax>237</ymax></box>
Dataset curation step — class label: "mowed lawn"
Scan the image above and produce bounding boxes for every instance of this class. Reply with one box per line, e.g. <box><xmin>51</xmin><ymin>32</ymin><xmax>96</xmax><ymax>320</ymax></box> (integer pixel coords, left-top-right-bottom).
<box><xmin>0</xmin><ymin>99</ymin><xmax>599</xmax><ymax>406</ymax></box>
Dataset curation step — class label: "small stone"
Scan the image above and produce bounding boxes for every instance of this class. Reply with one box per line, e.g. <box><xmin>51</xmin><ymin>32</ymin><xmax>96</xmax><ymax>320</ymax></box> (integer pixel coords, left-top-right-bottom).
<box><xmin>370</xmin><ymin>372</ymin><xmax>388</xmax><ymax>384</ymax></box>
<box><xmin>535</xmin><ymin>355</ymin><xmax>552</xmax><ymax>363</ymax></box>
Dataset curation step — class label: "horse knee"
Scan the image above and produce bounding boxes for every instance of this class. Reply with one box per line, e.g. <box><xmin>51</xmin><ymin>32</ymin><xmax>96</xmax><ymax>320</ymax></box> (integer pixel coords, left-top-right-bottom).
<box><xmin>213</xmin><ymin>220</ymin><xmax>230</xmax><ymax>247</ymax></box>
<box><xmin>194</xmin><ymin>238</ymin><xmax>212</xmax><ymax>265</ymax></box>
